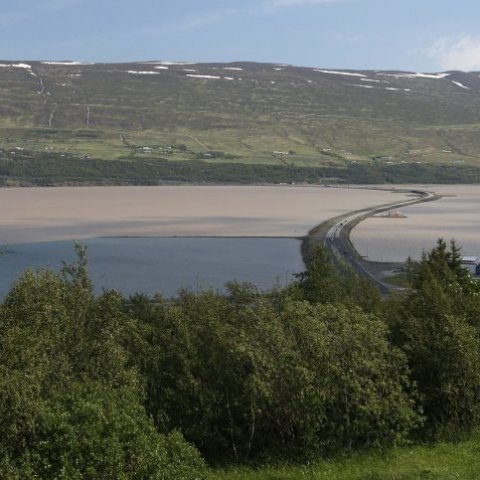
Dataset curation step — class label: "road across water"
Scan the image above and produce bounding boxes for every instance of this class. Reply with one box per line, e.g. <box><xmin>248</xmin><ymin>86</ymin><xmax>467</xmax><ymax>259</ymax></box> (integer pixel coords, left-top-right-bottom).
<box><xmin>315</xmin><ymin>188</ymin><xmax>439</xmax><ymax>293</ymax></box>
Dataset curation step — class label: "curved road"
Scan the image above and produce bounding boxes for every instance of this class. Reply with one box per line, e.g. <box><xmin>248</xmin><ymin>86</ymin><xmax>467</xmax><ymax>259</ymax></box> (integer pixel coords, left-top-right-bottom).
<box><xmin>321</xmin><ymin>189</ymin><xmax>438</xmax><ymax>293</ymax></box>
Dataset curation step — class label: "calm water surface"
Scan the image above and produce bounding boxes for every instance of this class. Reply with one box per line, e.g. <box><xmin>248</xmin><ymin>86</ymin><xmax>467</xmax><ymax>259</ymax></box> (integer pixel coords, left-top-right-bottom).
<box><xmin>0</xmin><ymin>237</ymin><xmax>304</xmax><ymax>298</ymax></box>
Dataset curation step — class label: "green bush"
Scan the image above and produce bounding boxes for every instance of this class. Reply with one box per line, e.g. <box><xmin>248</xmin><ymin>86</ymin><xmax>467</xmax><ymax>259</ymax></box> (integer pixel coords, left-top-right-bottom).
<box><xmin>389</xmin><ymin>240</ymin><xmax>480</xmax><ymax>438</ymax></box>
<box><xmin>0</xmin><ymin>263</ymin><xmax>205</xmax><ymax>479</ymax></box>
<box><xmin>128</xmin><ymin>283</ymin><xmax>419</xmax><ymax>462</ymax></box>
<box><xmin>3</xmin><ymin>239</ymin><xmax>480</xmax><ymax>472</ymax></box>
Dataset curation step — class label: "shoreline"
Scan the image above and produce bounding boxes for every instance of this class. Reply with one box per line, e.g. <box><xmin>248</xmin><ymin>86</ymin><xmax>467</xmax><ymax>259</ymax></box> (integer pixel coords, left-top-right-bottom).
<box><xmin>301</xmin><ymin>187</ymin><xmax>442</xmax><ymax>292</ymax></box>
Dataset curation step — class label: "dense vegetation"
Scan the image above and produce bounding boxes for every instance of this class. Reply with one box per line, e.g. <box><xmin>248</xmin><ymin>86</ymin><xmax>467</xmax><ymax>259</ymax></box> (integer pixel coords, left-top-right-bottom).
<box><xmin>0</xmin><ymin>247</ymin><xmax>205</xmax><ymax>479</ymax></box>
<box><xmin>3</xmin><ymin>149</ymin><xmax>480</xmax><ymax>185</ymax></box>
<box><xmin>1</xmin><ymin>240</ymin><xmax>480</xmax><ymax>477</ymax></box>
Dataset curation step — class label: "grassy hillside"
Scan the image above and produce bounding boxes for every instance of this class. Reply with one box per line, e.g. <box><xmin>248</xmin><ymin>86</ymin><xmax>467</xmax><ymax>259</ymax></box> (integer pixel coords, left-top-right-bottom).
<box><xmin>1</xmin><ymin>60</ymin><xmax>480</xmax><ymax>183</ymax></box>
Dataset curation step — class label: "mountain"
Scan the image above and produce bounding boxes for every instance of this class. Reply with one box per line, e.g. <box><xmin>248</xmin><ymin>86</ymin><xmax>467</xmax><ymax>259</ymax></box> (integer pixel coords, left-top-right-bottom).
<box><xmin>1</xmin><ymin>60</ymin><xmax>480</xmax><ymax>184</ymax></box>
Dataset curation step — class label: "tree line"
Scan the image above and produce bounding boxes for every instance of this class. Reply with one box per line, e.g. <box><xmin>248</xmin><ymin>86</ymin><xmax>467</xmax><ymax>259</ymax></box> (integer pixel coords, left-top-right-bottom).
<box><xmin>2</xmin><ymin>150</ymin><xmax>480</xmax><ymax>186</ymax></box>
<box><xmin>1</xmin><ymin>240</ymin><xmax>479</xmax><ymax>478</ymax></box>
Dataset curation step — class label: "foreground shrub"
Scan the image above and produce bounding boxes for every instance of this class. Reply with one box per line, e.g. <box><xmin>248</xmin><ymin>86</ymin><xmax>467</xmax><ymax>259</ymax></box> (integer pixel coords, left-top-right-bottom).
<box><xmin>0</xmin><ymin>264</ymin><xmax>205</xmax><ymax>479</ymax></box>
<box><xmin>129</xmin><ymin>285</ymin><xmax>420</xmax><ymax>462</ymax></box>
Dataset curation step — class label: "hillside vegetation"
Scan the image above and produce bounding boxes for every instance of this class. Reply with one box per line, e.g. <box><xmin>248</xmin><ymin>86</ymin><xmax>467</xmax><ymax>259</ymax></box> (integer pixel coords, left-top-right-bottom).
<box><xmin>1</xmin><ymin>61</ymin><xmax>480</xmax><ymax>184</ymax></box>
<box><xmin>2</xmin><ymin>240</ymin><xmax>480</xmax><ymax>477</ymax></box>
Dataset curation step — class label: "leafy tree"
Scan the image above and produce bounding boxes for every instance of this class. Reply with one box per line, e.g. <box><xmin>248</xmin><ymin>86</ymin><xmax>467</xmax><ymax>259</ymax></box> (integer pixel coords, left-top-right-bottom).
<box><xmin>294</xmin><ymin>246</ymin><xmax>381</xmax><ymax>312</ymax></box>
<box><xmin>0</xmin><ymin>255</ymin><xmax>205</xmax><ymax>479</ymax></box>
<box><xmin>295</xmin><ymin>246</ymin><xmax>342</xmax><ymax>304</ymax></box>
<box><xmin>270</xmin><ymin>301</ymin><xmax>420</xmax><ymax>455</ymax></box>
<box><xmin>128</xmin><ymin>283</ymin><xmax>417</xmax><ymax>461</ymax></box>
<box><xmin>389</xmin><ymin>239</ymin><xmax>480</xmax><ymax>437</ymax></box>
<box><xmin>29</xmin><ymin>381</ymin><xmax>204</xmax><ymax>480</ymax></box>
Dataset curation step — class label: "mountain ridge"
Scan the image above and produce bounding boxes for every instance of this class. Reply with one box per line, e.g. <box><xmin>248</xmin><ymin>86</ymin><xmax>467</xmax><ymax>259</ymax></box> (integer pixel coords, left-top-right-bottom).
<box><xmin>1</xmin><ymin>60</ymin><xmax>480</xmax><ymax>178</ymax></box>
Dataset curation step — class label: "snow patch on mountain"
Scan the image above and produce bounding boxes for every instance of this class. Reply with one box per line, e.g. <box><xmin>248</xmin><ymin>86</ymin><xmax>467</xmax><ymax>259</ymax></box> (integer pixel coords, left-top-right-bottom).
<box><xmin>156</xmin><ymin>61</ymin><xmax>193</xmax><ymax>66</ymax></box>
<box><xmin>0</xmin><ymin>63</ymin><xmax>32</xmax><ymax>70</ymax></box>
<box><xmin>351</xmin><ymin>84</ymin><xmax>412</xmax><ymax>93</ymax></box>
<box><xmin>351</xmin><ymin>84</ymin><xmax>374</xmax><ymax>89</ymax></box>
<box><xmin>315</xmin><ymin>69</ymin><xmax>367</xmax><ymax>78</ymax></box>
<box><xmin>185</xmin><ymin>74</ymin><xmax>221</xmax><ymax>80</ymax></box>
<box><xmin>127</xmin><ymin>70</ymin><xmax>159</xmax><ymax>75</ymax></box>
<box><xmin>42</xmin><ymin>61</ymin><xmax>92</xmax><ymax>66</ymax></box>
<box><xmin>377</xmin><ymin>72</ymin><xmax>450</xmax><ymax>80</ymax></box>
<box><xmin>451</xmin><ymin>80</ymin><xmax>470</xmax><ymax>90</ymax></box>
<box><xmin>360</xmin><ymin>78</ymin><xmax>383</xmax><ymax>83</ymax></box>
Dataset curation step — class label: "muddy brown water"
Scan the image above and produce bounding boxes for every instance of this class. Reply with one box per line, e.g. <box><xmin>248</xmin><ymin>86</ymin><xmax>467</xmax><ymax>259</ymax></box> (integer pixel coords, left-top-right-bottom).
<box><xmin>0</xmin><ymin>185</ymin><xmax>411</xmax><ymax>296</ymax></box>
<box><xmin>352</xmin><ymin>185</ymin><xmax>480</xmax><ymax>262</ymax></box>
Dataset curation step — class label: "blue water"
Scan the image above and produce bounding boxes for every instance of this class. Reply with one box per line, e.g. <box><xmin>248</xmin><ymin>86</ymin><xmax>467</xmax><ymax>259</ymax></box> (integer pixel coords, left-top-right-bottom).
<box><xmin>0</xmin><ymin>237</ymin><xmax>304</xmax><ymax>298</ymax></box>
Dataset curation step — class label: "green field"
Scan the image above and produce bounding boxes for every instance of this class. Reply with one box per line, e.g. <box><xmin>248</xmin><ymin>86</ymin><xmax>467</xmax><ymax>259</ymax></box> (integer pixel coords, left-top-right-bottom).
<box><xmin>208</xmin><ymin>433</ymin><xmax>480</xmax><ymax>479</ymax></box>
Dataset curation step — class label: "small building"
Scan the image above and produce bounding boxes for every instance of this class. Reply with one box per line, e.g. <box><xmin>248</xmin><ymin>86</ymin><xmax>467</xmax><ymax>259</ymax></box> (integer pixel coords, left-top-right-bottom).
<box><xmin>461</xmin><ymin>256</ymin><xmax>480</xmax><ymax>276</ymax></box>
